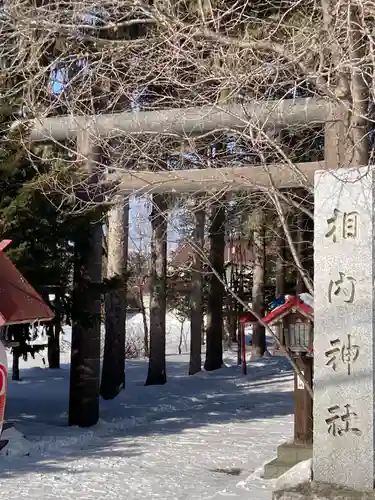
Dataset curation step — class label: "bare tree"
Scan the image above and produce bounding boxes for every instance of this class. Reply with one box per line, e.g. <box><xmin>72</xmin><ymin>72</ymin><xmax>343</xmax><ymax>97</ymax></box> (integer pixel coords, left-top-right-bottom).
<box><xmin>100</xmin><ymin>198</ymin><xmax>129</xmax><ymax>400</ymax></box>
<box><xmin>145</xmin><ymin>194</ymin><xmax>168</xmax><ymax>385</ymax></box>
<box><xmin>189</xmin><ymin>204</ymin><xmax>205</xmax><ymax>375</ymax></box>
<box><xmin>5</xmin><ymin>0</ymin><xmax>369</xmax><ymax>268</ymax></box>
<box><xmin>47</xmin><ymin>292</ymin><xmax>62</xmax><ymax>369</ymax></box>
<box><xmin>128</xmin><ymin>250</ymin><xmax>150</xmax><ymax>357</ymax></box>
<box><xmin>69</xmin><ymin>131</ymin><xmax>103</xmax><ymax>428</ymax></box>
<box><xmin>204</xmin><ymin>200</ymin><xmax>225</xmax><ymax>372</ymax></box>
<box><xmin>251</xmin><ymin>210</ymin><xmax>266</xmax><ymax>358</ymax></box>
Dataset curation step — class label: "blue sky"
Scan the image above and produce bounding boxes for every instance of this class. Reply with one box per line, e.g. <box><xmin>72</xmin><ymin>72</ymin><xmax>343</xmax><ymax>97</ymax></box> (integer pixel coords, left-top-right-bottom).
<box><xmin>128</xmin><ymin>196</ymin><xmax>181</xmax><ymax>254</ymax></box>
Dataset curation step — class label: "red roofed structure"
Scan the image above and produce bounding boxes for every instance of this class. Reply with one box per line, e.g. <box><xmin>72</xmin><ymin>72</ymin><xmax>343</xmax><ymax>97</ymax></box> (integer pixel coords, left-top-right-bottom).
<box><xmin>263</xmin><ymin>295</ymin><xmax>313</xmax><ymax>325</ymax></box>
<box><xmin>239</xmin><ymin>296</ymin><xmax>313</xmax><ymax>326</ymax></box>
<box><xmin>0</xmin><ymin>240</ymin><xmax>54</xmax><ymax>326</ymax></box>
<box><xmin>239</xmin><ymin>311</ymin><xmax>258</xmax><ymax>325</ymax></box>
<box><xmin>264</xmin><ymin>295</ymin><xmax>314</xmax><ymax>356</ymax></box>
<box><xmin>239</xmin><ymin>295</ymin><xmax>314</xmax><ymax>355</ymax></box>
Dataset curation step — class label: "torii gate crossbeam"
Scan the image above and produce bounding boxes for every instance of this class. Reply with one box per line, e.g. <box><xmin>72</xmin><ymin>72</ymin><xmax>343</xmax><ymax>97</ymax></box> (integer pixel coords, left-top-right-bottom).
<box><xmin>107</xmin><ymin>161</ymin><xmax>324</xmax><ymax>195</ymax></box>
<box><xmin>29</xmin><ymin>97</ymin><xmax>333</xmax><ymax>142</ymax></box>
<box><xmin>27</xmin><ymin>97</ymin><xmax>334</xmax><ymax>191</ymax></box>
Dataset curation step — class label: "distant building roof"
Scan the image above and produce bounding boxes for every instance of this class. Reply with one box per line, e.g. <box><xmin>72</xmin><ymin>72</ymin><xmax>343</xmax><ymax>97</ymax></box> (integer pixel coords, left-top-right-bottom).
<box><xmin>169</xmin><ymin>239</ymin><xmax>254</xmax><ymax>269</ymax></box>
<box><xmin>0</xmin><ymin>240</ymin><xmax>54</xmax><ymax>326</ymax></box>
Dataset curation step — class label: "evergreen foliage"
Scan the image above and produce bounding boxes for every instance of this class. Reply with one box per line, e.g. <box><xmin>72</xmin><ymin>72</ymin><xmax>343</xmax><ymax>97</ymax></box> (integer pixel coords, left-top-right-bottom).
<box><xmin>0</xmin><ymin>95</ymin><xmax>103</xmax><ymax>368</ymax></box>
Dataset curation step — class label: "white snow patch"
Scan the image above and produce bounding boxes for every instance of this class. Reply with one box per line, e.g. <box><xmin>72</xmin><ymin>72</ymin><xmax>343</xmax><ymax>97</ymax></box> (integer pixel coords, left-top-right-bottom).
<box><xmin>0</xmin><ymin>427</ymin><xmax>31</xmax><ymax>457</ymax></box>
<box><xmin>298</xmin><ymin>293</ymin><xmax>313</xmax><ymax>308</ymax></box>
<box><xmin>127</xmin><ymin>310</ymin><xmax>191</xmax><ymax>355</ymax></box>
<box><xmin>237</xmin><ymin>463</ymin><xmax>277</xmax><ymax>496</ymax></box>
<box><xmin>274</xmin><ymin>459</ymin><xmax>312</xmax><ymax>491</ymax></box>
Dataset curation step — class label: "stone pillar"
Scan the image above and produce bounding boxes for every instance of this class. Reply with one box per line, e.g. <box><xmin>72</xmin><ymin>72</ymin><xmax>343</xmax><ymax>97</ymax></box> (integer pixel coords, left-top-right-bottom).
<box><xmin>314</xmin><ymin>166</ymin><xmax>374</xmax><ymax>490</ymax></box>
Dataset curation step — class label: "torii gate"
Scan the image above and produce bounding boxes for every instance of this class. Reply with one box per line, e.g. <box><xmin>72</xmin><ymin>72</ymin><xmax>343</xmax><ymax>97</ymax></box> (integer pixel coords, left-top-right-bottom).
<box><xmin>24</xmin><ymin>96</ymin><xmax>356</xmax><ymax>427</ymax></box>
<box><xmin>29</xmin><ymin>97</ymin><xmax>336</xmax><ymax>192</ymax></box>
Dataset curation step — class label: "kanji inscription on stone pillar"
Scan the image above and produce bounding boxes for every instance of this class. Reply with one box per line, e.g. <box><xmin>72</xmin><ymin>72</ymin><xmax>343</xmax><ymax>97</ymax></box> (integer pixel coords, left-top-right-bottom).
<box><xmin>314</xmin><ymin>167</ymin><xmax>374</xmax><ymax>491</ymax></box>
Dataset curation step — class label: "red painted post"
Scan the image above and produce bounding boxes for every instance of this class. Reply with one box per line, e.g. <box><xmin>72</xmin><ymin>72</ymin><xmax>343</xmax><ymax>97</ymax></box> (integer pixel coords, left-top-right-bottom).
<box><xmin>241</xmin><ymin>323</ymin><xmax>247</xmax><ymax>375</ymax></box>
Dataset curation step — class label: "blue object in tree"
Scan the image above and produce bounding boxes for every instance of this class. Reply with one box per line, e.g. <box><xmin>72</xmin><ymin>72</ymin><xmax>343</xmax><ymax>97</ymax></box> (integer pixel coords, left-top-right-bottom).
<box><xmin>269</xmin><ymin>295</ymin><xmax>286</xmax><ymax>311</ymax></box>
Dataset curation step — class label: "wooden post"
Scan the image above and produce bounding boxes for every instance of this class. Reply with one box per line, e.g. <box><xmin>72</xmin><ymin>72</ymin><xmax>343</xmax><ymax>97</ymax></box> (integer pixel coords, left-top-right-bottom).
<box><xmin>294</xmin><ymin>356</ymin><xmax>313</xmax><ymax>444</ymax></box>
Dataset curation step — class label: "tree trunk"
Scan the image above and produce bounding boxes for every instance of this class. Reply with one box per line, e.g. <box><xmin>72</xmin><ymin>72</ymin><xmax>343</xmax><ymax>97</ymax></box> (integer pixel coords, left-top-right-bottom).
<box><xmin>304</xmin><ymin>210</ymin><xmax>314</xmax><ymax>286</ymax></box>
<box><xmin>139</xmin><ymin>287</ymin><xmax>149</xmax><ymax>357</ymax></box>
<box><xmin>178</xmin><ymin>320</ymin><xmax>184</xmax><ymax>355</ymax></box>
<box><xmin>295</xmin><ymin>207</ymin><xmax>306</xmax><ymax>295</ymax></box>
<box><xmin>322</xmin><ymin>2</ymin><xmax>369</xmax><ymax>171</ymax></box>
<box><xmin>223</xmin><ymin>260</ymin><xmax>234</xmax><ymax>351</ymax></box>
<box><xmin>230</xmin><ymin>305</ymin><xmax>238</xmax><ymax>344</ymax></box>
<box><xmin>275</xmin><ymin>230</ymin><xmax>285</xmax><ymax>299</ymax></box>
<box><xmin>189</xmin><ymin>206</ymin><xmax>205</xmax><ymax>375</ymax></box>
<box><xmin>225</xmin><ymin>308</ymin><xmax>236</xmax><ymax>350</ymax></box>
<box><xmin>100</xmin><ymin>198</ymin><xmax>129</xmax><ymax>400</ymax></box>
<box><xmin>204</xmin><ymin>201</ymin><xmax>225</xmax><ymax>371</ymax></box>
<box><xmin>48</xmin><ymin>326</ymin><xmax>60</xmax><ymax>369</ymax></box>
<box><xmin>228</xmin><ymin>258</ymin><xmax>237</xmax><ymax>346</ymax></box>
<box><xmin>252</xmin><ymin>214</ymin><xmax>266</xmax><ymax>358</ymax></box>
<box><xmin>145</xmin><ymin>194</ymin><xmax>168</xmax><ymax>385</ymax></box>
<box><xmin>48</xmin><ymin>293</ymin><xmax>61</xmax><ymax>369</ymax></box>
<box><xmin>12</xmin><ymin>349</ymin><xmax>20</xmax><ymax>381</ymax></box>
<box><xmin>275</xmin><ymin>228</ymin><xmax>285</xmax><ymax>347</ymax></box>
<box><xmin>69</xmin><ymin>222</ymin><xmax>103</xmax><ymax>427</ymax></box>
<box><xmin>69</xmin><ymin>131</ymin><xmax>102</xmax><ymax>428</ymax></box>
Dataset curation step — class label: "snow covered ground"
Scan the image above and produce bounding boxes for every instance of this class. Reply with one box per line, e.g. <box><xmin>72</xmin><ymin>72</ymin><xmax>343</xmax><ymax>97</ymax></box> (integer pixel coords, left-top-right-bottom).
<box><xmin>0</xmin><ymin>314</ymin><xmax>294</xmax><ymax>499</ymax></box>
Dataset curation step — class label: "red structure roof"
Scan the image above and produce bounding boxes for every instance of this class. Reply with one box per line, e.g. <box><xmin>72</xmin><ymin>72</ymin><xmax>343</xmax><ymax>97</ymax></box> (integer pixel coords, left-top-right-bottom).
<box><xmin>240</xmin><ymin>296</ymin><xmax>313</xmax><ymax>326</ymax></box>
<box><xmin>263</xmin><ymin>296</ymin><xmax>313</xmax><ymax>325</ymax></box>
<box><xmin>0</xmin><ymin>240</ymin><xmax>54</xmax><ymax>326</ymax></box>
<box><xmin>239</xmin><ymin>311</ymin><xmax>259</xmax><ymax>324</ymax></box>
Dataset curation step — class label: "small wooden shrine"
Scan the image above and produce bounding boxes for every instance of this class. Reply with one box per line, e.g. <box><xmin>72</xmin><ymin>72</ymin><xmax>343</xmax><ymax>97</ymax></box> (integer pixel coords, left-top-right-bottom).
<box><xmin>262</xmin><ymin>295</ymin><xmax>314</xmax><ymax>479</ymax></box>
<box><xmin>264</xmin><ymin>295</ymin><xmax>313</xmax><ymax>356</ymax></box>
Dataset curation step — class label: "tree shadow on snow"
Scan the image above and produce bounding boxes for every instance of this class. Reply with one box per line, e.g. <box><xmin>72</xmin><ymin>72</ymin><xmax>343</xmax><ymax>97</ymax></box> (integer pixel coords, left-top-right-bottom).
<box><xmin>1</xmin><ymin>356</ymin><xmax>294</xmax><ymax>479</ymax></box>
